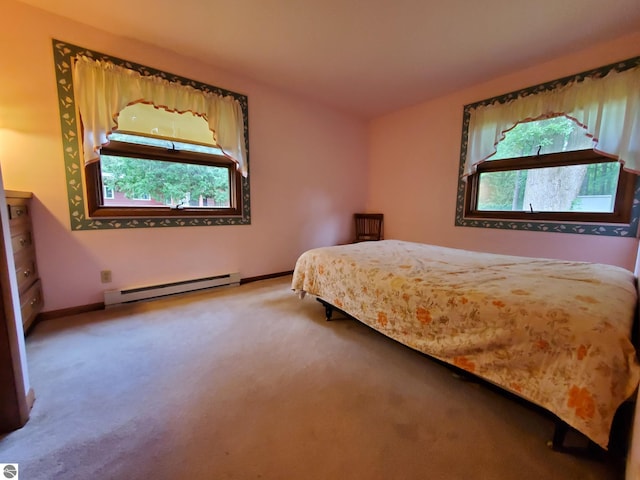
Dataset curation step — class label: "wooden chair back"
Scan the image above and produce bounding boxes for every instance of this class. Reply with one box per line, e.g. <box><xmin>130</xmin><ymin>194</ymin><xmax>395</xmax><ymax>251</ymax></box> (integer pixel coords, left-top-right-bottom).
<box><xmin>354</xmin><ymin>213</ymin><xmax>384</xmax><ymax>242</ymax></box>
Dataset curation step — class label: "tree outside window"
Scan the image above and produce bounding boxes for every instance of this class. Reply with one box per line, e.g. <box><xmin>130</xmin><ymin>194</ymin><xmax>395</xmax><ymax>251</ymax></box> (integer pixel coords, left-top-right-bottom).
<box><xmin>466</xmin><ymin>116</ymin><xmax>633</xmax><ymax>223</ymax></box>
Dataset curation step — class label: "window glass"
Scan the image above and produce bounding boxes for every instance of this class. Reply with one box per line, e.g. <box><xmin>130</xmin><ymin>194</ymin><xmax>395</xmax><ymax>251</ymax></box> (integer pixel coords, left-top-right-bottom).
<box><xmin>491</xmin><ymin>116</ymin><xmax>595</xmax><ymax>160</ymax></box>
<box><xmin>467</xmin><ymin>117</ymin><xmax>632</xmax><ymax>222</ymax></box>
<box><xmin>117</xmin><ymin>103</ymin><xmax>215</xmax><ymax>145</ymax></box>
<box><xmin>100</xmin><ymin>154</ymin><xmax>231</xmax><ymax>209</ymax></box>
<box><xmin>477</xmin><ymin>162</ymin><xmax>620</xmax><ymax>213</ymax></box>
<box><xmin>109</xmin><ymin>132</ymin><xmax>225</xmax><ymax>156</ymax></box>
<box><xmin>91</xmin><ymin>106</ymin><xmax>237</xmax><ymax>215</ymax></box>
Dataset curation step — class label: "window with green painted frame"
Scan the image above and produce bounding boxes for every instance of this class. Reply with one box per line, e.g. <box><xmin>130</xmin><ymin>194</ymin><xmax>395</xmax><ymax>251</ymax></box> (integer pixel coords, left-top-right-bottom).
<box><xmin>455</xmin><ymin>57</ymin><xmax>640</xmax><ymax>237</ymax></box>
<box><xmin>52</xmin><ymin>39</ymin><xmax>251</xmax><ymax>230</ymax></box>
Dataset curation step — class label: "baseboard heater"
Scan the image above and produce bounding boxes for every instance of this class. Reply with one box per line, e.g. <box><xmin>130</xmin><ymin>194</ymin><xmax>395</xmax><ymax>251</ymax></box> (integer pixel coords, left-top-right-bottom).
<box><xmin>104</xmin><ymin>272</ymin><xmax>240</xmax><ymax>307</ymax></box>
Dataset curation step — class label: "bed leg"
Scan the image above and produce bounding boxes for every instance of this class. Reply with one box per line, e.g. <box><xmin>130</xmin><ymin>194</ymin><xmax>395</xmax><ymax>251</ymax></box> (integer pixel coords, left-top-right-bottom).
<box><xmin>547</xmin><ymin>420</ymin><xmax>601</xmax><ymax>455</ymax></box>
<box><xmin>316</xmin><ymin>298</ymin><xmax>334</xmax><ymax>321</ymax></box>
<box><xmin>548</xmin><ymin>420</ymin><xmax>569</xmax><ymax>451</ymax></box>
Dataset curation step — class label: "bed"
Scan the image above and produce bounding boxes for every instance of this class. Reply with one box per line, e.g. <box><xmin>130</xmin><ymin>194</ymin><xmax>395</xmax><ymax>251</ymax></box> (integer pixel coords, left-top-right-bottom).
<box><xmin>291</xmin><ymin>239</ymin><xmax>640</xmax><ymax>450</ymax></box>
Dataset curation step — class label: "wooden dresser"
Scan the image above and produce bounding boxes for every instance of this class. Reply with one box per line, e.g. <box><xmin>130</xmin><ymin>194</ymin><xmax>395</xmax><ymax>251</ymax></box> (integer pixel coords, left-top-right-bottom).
<box><xmin>5</xmin><ymin>191</ymin><xmax>43</xmax><ymax>333</ymax></box>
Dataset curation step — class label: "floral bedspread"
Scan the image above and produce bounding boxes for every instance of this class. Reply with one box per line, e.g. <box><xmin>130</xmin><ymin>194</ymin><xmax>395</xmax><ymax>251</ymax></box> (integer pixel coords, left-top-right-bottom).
<box><xmin>291</xmin><ymin>240</ymin><xmax>640</xmax><ymax>448</ymax></box>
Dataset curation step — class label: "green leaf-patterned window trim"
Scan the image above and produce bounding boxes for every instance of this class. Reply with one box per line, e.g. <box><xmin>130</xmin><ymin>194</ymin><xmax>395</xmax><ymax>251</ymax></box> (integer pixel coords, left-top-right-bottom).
<box><xmin>52</xmin><ymin>39</ymin><xmax>251</xmax><ymax>230</ymax></box>
<box><xmin>455</xmin><ymin>56</ymin><xmax>640</xmax><ymax>237</ymax></box>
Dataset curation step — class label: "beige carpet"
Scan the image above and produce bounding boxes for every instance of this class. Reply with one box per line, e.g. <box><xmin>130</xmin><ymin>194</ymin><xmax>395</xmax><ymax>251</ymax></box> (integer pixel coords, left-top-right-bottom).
<box><xmin>0</xmin><ymin>276</ymin><xmax>626</xmax><ymax>479</ymax></box>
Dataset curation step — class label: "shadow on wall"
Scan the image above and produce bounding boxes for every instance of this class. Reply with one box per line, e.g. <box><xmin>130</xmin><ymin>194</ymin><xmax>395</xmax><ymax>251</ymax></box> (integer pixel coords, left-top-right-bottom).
<box><xmin>293</xmin><ymin>192</ymin><xmax>354</xmax><ymax>254</ymax></box>
<box><xmin>28</xmin><ymin>195</ymin><xmax>107</xmax><ymax>311</ymax></box>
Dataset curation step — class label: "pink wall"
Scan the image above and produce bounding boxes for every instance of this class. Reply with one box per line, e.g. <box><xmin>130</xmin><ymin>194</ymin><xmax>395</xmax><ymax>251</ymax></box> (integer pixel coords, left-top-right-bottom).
<box><xmin>0</xmin><ymin>0</ymin><xmax>369</xmax><ymax>310</ymax></box>
<box><xmin>369</xmin><ymin>31</ymin><xmax>640</xmax><ymax>270</ymax></box>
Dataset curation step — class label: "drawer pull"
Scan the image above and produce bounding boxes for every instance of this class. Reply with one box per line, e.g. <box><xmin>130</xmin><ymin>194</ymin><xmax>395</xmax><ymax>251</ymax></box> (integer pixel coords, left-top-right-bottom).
<box><xmin>23</xmin><ymin>269</ymin><xmax>31</xmax><ymax>278</ymax></box>
<box><xmin>19</xmin><ymin>238</ymin><xmax>27</xmax><ymax>247</ymax></box>
<box><xmin>30</xmin><ymin>297</ymin><xmax>39</xmax><ymax>306</ymax></box>
<box><xmin>16</xmin><ymin>209</ymin><xmax>24</xmax><ymax>217</ymax></box>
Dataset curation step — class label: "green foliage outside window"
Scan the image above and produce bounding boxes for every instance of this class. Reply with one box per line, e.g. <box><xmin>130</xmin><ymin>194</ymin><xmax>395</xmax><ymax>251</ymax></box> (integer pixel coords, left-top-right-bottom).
<box><xmin>493</xmin><ymin>116</ymin><xmax>578</xmax><ymax>159</ymax></box>
<box><xmin>101</xmin><ymin>155</ymin><xmax>230</xmax><ymax>207</ymax></box>
<box><xmin>478</xmin><ymin>117</ymin><xmax>620</xmax><ymax>212</ymax></box>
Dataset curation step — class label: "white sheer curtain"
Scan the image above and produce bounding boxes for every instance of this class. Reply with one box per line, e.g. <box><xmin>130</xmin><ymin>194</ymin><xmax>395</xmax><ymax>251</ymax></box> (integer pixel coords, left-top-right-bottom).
<box><xmin>72</xmin><ymin>55</ymin><xmax>248</xmax><ymax>177</ymax></box>
<box><xmin>464</xmin><ymin>65</ymin><xmax>640</xmax><ymax>178</ymax></box>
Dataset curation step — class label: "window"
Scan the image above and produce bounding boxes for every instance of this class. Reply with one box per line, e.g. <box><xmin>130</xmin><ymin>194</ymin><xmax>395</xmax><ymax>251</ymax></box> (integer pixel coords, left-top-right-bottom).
<box><xmin>85</xmin><ymin>104</ymin><xmax>242</xmax><ymax>217</ymax></box>
<box><xmin>455</xmin><ymin>57</ymin><xmax>640</xmax><ymax>237</ymax></box>
<box><xmin>52</xmin><ymin>40</ymin><xmax>251</xmax><ymax>230</ymax></box>
<box><xmin>103</xmin><ymin>185</ymin><xmax>114</xmax><ymax>200</ymax></box>
<box><xmin>464</xmin><ymin>116</ymin><xmax>636</xmax><ymax>224</ymax></box>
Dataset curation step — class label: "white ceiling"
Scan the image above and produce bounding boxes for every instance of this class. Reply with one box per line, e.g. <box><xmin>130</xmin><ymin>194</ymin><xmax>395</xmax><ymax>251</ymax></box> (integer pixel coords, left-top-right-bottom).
<box><xmin>18</xmin><ymin>0</ymin><xmax>640</xmax><ymax>118</ymax></box>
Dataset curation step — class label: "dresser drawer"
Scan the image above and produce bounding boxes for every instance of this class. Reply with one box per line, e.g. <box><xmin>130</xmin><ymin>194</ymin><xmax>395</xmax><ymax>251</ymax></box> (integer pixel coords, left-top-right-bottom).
<box><xmin>10</xmin><ymin>224</ymin><xmax>33</xmax><ymax>256</ymax></box>
<box><xmin>14</xmin><ymin>249</ymin><xmax>38</xmax><ymax>294</ymax></box>
<box><xmin>8</xmin><ymin>203</ymin><xmax>29</xmax><ymax>221</ymax></box>
<box><xmin>6</xmin><ymin>197</ymin><xmax>30</xmax><ymax>230</ymax></box>
<box><xmin>20</xmin><ymin>279</ymin><xmax>43</xmax><ymax>331</ymax></box>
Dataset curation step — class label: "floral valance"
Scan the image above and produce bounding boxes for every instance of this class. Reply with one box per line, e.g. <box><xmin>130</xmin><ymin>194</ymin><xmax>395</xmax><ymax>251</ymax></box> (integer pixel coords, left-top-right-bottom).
<box><xmin>72</xmin><ymin>55</ymin><xmax>248</xmax><ymax>177</ymax></box>
<box><xmin>464</xmin><ymin>63</ymin><xmax>640</xmax><ymax>178</ymax></box>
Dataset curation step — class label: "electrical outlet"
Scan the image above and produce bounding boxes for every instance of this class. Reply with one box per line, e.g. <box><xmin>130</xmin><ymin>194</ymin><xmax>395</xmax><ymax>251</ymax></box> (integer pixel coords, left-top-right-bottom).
<box><xmin>100</xmin><ymin>270</ymin><xmax>112</xmax><ymax>283</ymax></box>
